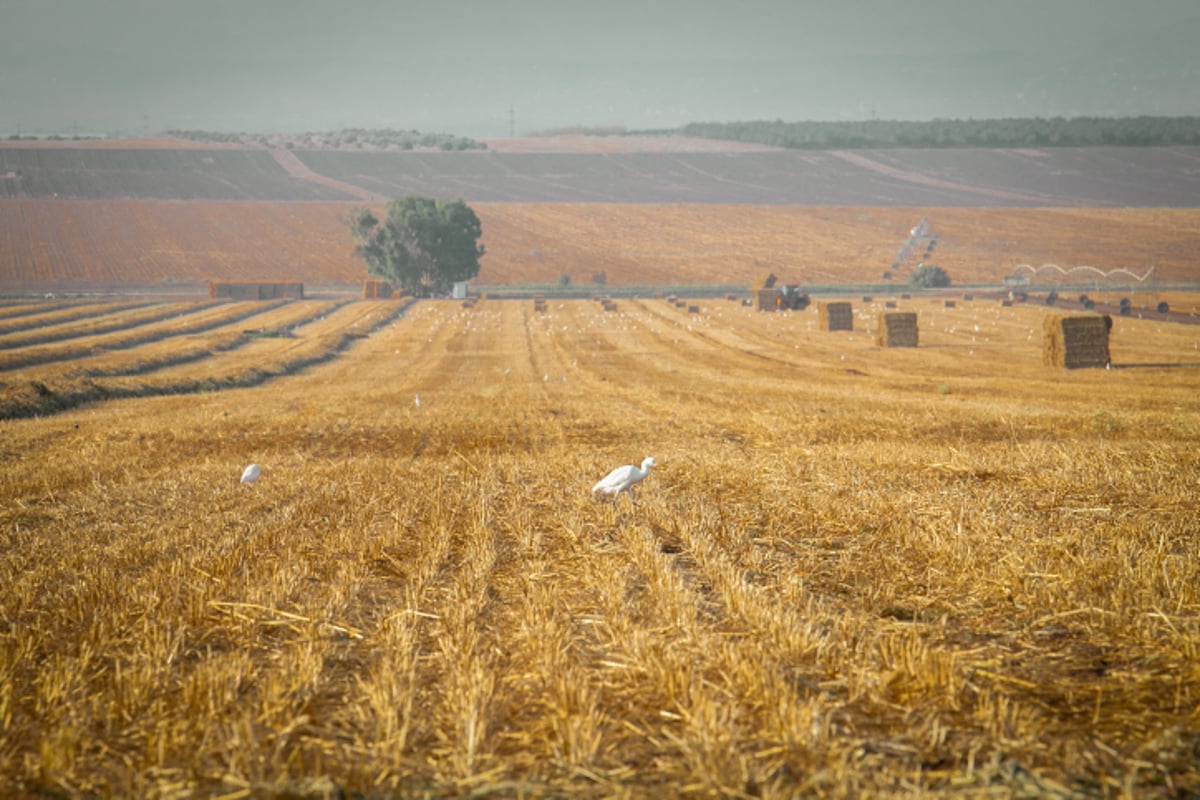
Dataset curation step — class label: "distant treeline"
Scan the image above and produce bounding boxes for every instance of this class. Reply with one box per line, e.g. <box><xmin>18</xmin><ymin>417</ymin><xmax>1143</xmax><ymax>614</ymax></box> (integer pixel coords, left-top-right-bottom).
<box><xmin>165</xmin><ymin>128</ymin><xmax>486</xmax><ymax>151</ymax></box>
<box><xmin>676</xmin><ymin>116</ymin><xmax>1200</xmax><ymax>149</ymax></box>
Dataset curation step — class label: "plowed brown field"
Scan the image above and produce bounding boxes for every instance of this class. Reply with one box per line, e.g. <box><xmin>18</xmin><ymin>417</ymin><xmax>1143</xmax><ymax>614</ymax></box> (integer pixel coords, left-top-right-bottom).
<box><xmin>3</xmin><ymin>200</ymin><xmax>1198</xmax><ymax>290</ymax></box>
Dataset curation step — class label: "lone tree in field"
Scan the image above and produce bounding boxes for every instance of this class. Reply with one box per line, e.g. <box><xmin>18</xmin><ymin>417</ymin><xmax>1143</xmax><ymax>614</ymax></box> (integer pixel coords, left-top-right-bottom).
<box><xmin>907</xmin><ymin>263</ymin><xmax>952</xmax><ymax>289</ymax></box>
<box><xmin>348</xmin><ymin>196</ymin><xmax>485</xmax><ymax>297</ymax></box>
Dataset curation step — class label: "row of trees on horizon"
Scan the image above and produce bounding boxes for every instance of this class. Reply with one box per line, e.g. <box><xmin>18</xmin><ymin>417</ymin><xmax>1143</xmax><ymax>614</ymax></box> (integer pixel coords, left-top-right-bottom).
<box><xmin>675</xmin><ymin>115</ymin><xmax>1200</xmax><ymax>149</ymax></box>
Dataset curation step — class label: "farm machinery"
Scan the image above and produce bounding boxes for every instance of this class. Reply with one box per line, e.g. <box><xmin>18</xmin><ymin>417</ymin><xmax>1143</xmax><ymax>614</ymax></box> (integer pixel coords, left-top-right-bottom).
<box><xmin>754</xmin><ymin>272</ymin><xmax>811</xmax><ymax>311</ymax></box>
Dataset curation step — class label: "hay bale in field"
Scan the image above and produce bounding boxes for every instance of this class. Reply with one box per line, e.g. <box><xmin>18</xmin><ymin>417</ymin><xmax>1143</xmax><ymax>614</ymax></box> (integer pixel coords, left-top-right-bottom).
<box><xmin>962</xmin><ymin>294</ymin><xmax>974</xmax><ymax>301</ymax></box>
<box><xmin>817</xmin><ymin>301</ymin><xmax>853</xmax><ymax>331</ymax></box>
<box><xmin>602</xmin><ymin>300</ymin><xmax>618</xmax><ymax>312</ymax></box>
<box><xmin>1043</xmin><ymin>313</ymin><xmax>1111</xmax><ymax>369</ymax></box>
<box><xmin>1157</xmin><ymin>301</ymin><xmax>1169</xmax><ymax>313</ymax></box>
<box><xmin>362</xmin><ymin>279</ymin><xmax>393</xmax><ymax>299</ymax></box>
<box><xmin>943</xmin><ymin>300</ymin><xmax>956</xmax><ymax>308</ymax></box>
<box><xmin>687</xmin><ymin>305</ymin><xmax>700</xmax><ymax>314</ymax></box>
<box><xmin>756</xmin><ymin>289</ymin><xmax>779</xmax><ymax>311</ymax></box>
<box><xmin>209</xmin><ymin>280</ymin><xmax>304</xmax><ymax>300</ymax></box>
<box><xmin>876</xmin><ymin>311</ymin><xmax>918</xmax><ymax>348</ymax></box>
<box><xmin>862</xmin><ymin>295</ymin><xmax>873</xmax><ymax>303</ymax></box>
<box><xmin>885</xmin><ymin>300</ymin><xmax>897</xmax><ymax>309</ymax></box>
<box><xmin>1000</xmin><ymin>299</ymin><xmax>1013</xmax><ymax>307</ymax></box>
<box><xmin>273</xmin><ymin>281</ymin><xmax>303</xmax><ymax>300</ymax></box>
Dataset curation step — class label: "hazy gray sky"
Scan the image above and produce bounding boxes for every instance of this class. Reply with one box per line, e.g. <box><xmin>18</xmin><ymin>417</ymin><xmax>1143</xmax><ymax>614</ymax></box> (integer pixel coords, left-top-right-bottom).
<box><xmin>2</xmin><ymin>0</ymin><xmax>1196</xmax><ymax>137</ymax></box>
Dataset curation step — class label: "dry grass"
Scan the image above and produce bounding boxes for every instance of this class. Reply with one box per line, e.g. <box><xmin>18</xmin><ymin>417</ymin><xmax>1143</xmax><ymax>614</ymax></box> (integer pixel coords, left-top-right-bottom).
<box><xmin>2</xmin><ymin>298</ymin><xmax>1198</xmax><ymax>797</ymax></box>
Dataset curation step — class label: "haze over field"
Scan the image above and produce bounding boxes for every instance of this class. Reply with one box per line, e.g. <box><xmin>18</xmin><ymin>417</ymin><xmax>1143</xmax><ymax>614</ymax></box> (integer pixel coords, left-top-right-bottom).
<box><xmin>2</xmin><ymin>0</ymin><xmax>1197</xmax><ymax>139</ymax></box>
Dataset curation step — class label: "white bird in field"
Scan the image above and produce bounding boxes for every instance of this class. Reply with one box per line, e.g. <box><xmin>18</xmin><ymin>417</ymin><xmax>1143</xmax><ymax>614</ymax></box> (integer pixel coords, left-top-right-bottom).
<box><xmin>592</xmin><ymin>457</ymin><xmax>657</xmax><ymax>503</ymax></box>
<box><xmin>241</xmin><ymin>464</ymin><xmax>261</xmax><ymax>485</ymax></box>
<box><xmin>414</xmin><ymin>394</ymin><xmax>422</xmax><ymax>409</ymax></box>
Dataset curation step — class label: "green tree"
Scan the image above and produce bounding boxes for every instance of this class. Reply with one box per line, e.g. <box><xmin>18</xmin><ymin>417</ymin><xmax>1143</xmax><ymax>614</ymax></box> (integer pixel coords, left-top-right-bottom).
<box><xmin>348</xmin><ymin>196</ymin><xmax>485</xmax><ymax>297</ymax></box>
<box><xmin>907</xmin><ymin>264</ymin><xmax>951</xmax><ymax>289</ymax></box>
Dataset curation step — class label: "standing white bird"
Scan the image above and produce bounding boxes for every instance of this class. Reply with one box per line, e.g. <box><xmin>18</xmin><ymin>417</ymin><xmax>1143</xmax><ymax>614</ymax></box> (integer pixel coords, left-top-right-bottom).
<box><xmin>592</xmin><ymin>457</ymin><xmax>657</xmax><ymax>503</ymax></box>
<box><xmin>240</xmin><ymin>464</ymin><xmax>261</xmax><ymax>485</ymax></box>
<box><xmin>414</xmin><ymin>394</ymin><xmax>422</xmax><ymax>408</ymax></box>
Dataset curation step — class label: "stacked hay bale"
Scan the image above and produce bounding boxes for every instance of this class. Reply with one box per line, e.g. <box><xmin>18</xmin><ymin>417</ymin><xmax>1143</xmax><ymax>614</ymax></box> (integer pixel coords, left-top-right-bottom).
<box><xmin>754</xmin><ymin>271</ymin><xmax>779</xmax><ymax>312</ymax></box>
<box><xmin>876</xmin><ymin>312</ymin><xmax>918</xmax><ymax>347</ymax></box>
<box><xmin>817</xmin><ymin>301</ymin><xmax>853</xmax><ymax>331</ymax></box>
<box><xmin>756</xmin><ymin>289</ymin><xmax>779</xmax><ymax>311</ymax></box>
<box><xmin>533</xmin><ymin>294</ymin><xmax>547</xmax><ymax>313</ymax></box>
<box><xmin>362</xmin><ymin>279</ymin><xmax>393</xmax><ymax>299</ymax></box>
<box><xmin>209</xmin><ymin>281</ymin><xmax>304</xmax><ymax>300</ymax></box>
<box><xmin>1043</xmin><ymin>313</ymin><xmax>1111</xmax><ymax>368</ymax></box>
<box><xmin>602</xmin><ymin>299</ymin><xmax>618</xmax><ymax>312</ymax></box>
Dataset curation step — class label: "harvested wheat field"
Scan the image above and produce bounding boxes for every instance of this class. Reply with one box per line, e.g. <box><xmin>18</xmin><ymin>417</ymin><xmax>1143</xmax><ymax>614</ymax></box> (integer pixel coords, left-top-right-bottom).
<box><xmin>4</xmin><ymin>200</ymin><xmax>1200</xmax><ymax>290</ymax></box>
<box><xmin>2</xmin><ymin>297</ymin><xmax>1199</xmax><ymax>798</ymax></box>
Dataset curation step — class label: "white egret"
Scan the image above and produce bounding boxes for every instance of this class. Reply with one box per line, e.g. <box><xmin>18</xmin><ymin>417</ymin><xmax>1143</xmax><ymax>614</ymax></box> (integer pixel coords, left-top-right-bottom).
<box><xmin>592</xmin><ymin>457</ymin><xmax>657</xmax><ymax>503</ymax></box>
<box><xmin>241</xmin><ymin>464</ymin><xmax>261</xmax><ymax>485</ymax></box>
<box><xmin>415</xmin><ymin>394</ymin><xmax>422</xmax><ymax>409</ymax></box>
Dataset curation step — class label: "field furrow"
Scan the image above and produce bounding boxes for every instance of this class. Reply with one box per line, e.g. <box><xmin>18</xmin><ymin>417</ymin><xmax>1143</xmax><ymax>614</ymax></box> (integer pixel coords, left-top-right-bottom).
<box><xmin>0</xmin><ymin>299</ymin><xmax>95</xmax><ymax>324</ymax></box>
<box><xmin>11</xmin><ymin>300</ymin><xmax>343</xmax><ymax>384</ymax></box>
<box><xmin>0</xmin><ymin>301</ymin><xmax>414</xmax><ymax>420</ymax></box>
<box><xmin>0</xmin><ymin>300</ymin><xmax>223</xmax><ymax>352</ymax></box>
<box><xmin>0</xmin><ymin>300</ymin><xmax>163</xmax><ymax>340</ymax></box>
<box><xmin>0</xmin><ymin>300</ymin><xmax>298</xmax><ymax>373</ymax></box>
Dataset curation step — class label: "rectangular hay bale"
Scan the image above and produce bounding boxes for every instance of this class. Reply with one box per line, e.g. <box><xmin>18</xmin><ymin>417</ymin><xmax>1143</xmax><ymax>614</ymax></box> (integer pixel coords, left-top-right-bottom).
<box><xmin>875</xmin><ymin>311</ymin><xmax>918</xmax><ymax>347</ymax></box>
<box><xmin>1043</xmin><ymin>313</ymin><xmax>1111</xmax><ymax>368</ymax></box>
<box><xmin>363</xmin><ymin>279</ymin><xmax>393</xmax><ymax>299</ymax></box>
<box><xmin>817</xmin><ymin>301</ymin><xmax>853</xmax><ymax>331</ymax></box>
<box><xmin>756</xmin><ymin>289</ymin><xmax>779</xmax><ymax>311</ymax></box>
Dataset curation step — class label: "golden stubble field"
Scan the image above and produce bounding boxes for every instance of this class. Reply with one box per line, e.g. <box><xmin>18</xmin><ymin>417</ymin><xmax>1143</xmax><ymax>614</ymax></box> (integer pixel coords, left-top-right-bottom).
<box><xmin>2</xmin><ymin>296</ymin><xmax>1199</xmax><ymax>798</ymax></box>
<box><xmin>3</xmin><ymin>200</ymin><xmax>1199</xmax><ymax>288</ymax></box>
